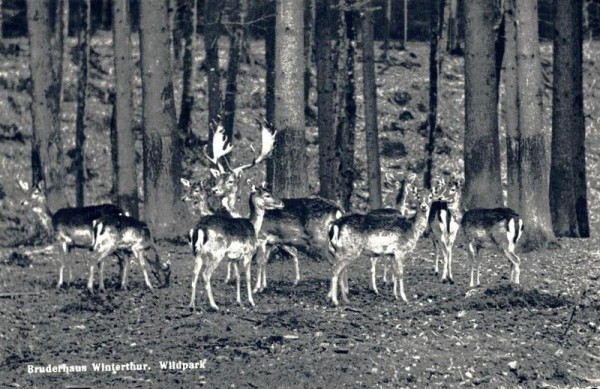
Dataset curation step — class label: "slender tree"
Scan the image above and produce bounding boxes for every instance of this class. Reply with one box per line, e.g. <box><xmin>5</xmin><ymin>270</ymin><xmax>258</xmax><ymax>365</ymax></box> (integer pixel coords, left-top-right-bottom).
<box><xmin>447</xmin><ymin>0</ymin><xmax>463</xmax><ymax>55</ymax></box>
<box><xmin>382</xmin><ymin>0</ymin><xmax>391</xmax><ymax>60</ymax></box>
<box><xmin>74</xmin><ymin>0</ymin><xmax>90</xmax><ymax>207</ymax></box>
<box><xmin>336</xmin><ymin>3</ymin><xmax>357</xmax><ymax>211</ymax></box>
<box><xmin>303</xmin><ymin>0</ymin><xmax>315</xmax><ymax>117</ymax></box>
<box><xmin>401</xmin><ymin>0</ymin><xmax>407</xmax><ymax>49</ymax></box>
<box><xmin>362</xmin><ymin>2</ymin><xmax>382</xmax><ymax>209</ymax></box>
<box><xmin>265</xmin><ymin>0</ymin><xmax>276</xmax><ymax>125</ymax></box>
<box><xmin>139</xmin><ymin>0</ymin><xmax>187</xmax><ymax>238</ymax></box>
<box><xmin>204</xmin><ymin>0</ymin><xmax>223</xmax><ymax>139</ymax></box>
<box><xmin>267</xmin><ymin>0</ymin><xmax>308</xmax><ymax>198</ymax></box>
<box><xmin>222</xmin><ymin>0</ymin><xmax>248</xmax><ymax>138</ymax></box>
<box><xmin>463</xmin><ymin>0</ymin><xmax>502</xmax><ymax>210</ymax></box>
<box><xmin>26</xmin><ymin>0</ymin><xmax>66</xmax><ymax>210</ymax></box>
<box><xmin>511</xmin><ymin>0</ymin><xmax>554</xmax><ymax>248</ymax></box>
<box><xmin>315</xmin><ymin>0</ymin><xmax>336</xmax><ymax>200</ymax></box>
<box><xmin>112</xmin><ymin>0</ymin><xmax>139</xmax><ymax>218</ymax></box>
<box><xmin>178</xmin><ymin>0</ymin><xmax>197</xmax><ymax>138</ymax></box>
<box><xmin>550</xmin><ymin>0</ymin><xmax>589</xmax><ymax>237</ymax></box>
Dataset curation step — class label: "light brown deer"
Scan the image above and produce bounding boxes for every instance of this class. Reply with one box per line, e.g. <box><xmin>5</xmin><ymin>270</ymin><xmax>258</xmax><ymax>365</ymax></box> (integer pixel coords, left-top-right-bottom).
<box><xmin>188</xmin><ymin>185</ymin><xmax>284</xmax><ymax>311</ymax></box>
<box><xmin>327</xmin><ymin>187</ymin><xmax>434</xmax><ymax>305</ymax></box>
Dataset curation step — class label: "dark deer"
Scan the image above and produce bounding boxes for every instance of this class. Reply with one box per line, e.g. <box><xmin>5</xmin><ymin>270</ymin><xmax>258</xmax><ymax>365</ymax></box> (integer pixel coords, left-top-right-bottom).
<box><xmin>19</xmin><ymin>179</ymin><xmax>126</xmax><ymax>289</ymax></box>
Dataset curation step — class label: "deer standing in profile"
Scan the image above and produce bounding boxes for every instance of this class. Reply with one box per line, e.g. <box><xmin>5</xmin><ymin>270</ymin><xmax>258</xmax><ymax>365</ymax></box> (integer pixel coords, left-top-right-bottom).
<box><xmin>19</xmin><ymin>179</ymin><xmax>126</xmax><ymax>289</ymax></box>
<box><xmin>327</xmin><ymin>187</ymin><xmax>434</xmax><ymax>305</ymax></box>
<box><xmin>188</xmin><ymin>184</ymin><xmax>284</xmax><ymax>311</ymax></box>
<box><xmin>182</xmin><ymin>118</ymin><xmax>343</xmax><ymax>292</ymax></box>
<box><xmin>91</xmin><ymin>214</ymin><xmax>171</xmax><ymax>292</ymax></box>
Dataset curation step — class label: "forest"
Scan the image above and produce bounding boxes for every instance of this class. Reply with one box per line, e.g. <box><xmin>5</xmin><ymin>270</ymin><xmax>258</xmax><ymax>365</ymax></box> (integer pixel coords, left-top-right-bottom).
<box><xmin>0</xmin><ymin>0</ymin><xmax>599</xmax><ymax>387</ymax></box>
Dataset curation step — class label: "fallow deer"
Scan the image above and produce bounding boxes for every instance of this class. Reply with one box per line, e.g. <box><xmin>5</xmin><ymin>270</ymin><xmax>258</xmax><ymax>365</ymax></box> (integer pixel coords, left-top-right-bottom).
<box><xmin>92</xmin><ymin>214</ymin><xmax>171</xmax><ymax>292</ymax></box>
<box><xmin>461</xmin><ymin>207</ymin><xmax>524</xmax><ymax>287</ymax></box>
<box><xmin>188</xmin><ymin>185</ymin><xmax>284</xmax><ymax>311</ymax></box>
<box><xmin>19</xmin><ymin>179</ymin><xmax>126</xmax><ymax>289</ymax></box>
<box><xmin>327</xmin><ymin>187</ymin><xmax>434</xmax><ymax>305</ymax></box>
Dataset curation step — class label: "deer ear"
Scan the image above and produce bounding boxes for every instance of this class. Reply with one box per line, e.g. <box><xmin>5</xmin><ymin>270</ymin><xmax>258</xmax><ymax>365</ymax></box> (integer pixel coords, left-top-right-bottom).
<box><xmin>250</xmin><ymin>185</ymin><xmax>257</xmax><ymax>193</ymax></box>
<box><xmin>180</xmin><ymin>178</ymin><xmax>191</xmax><ymax>187</ymax></box>
<box><xmin>261</xmin><ymin>181</ymin><xmax>267</xmax><ymax>189</ymax></box>
<box><xmin>36</xmin><ymin>180</ymin><xmax>45</xmax><ymax>191</ymax></box>
<box><xmin>18</xmin><ymin>179</ymin><xmax>29</xmax><ymax>191</ymax></box>
<box><xmin>210</xmin><ymin>169</ymin><xmax>221</xmax><ymax>178</ymax></box>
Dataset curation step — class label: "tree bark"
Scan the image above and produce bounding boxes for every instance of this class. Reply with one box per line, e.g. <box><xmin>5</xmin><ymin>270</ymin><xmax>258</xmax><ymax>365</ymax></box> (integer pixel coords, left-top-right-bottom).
<box><xmin>27</xmin><ymin>0</ymin><xmax>66</xmax><ymax>211</ymax></box>
<box><xmin>337</xmin><ymin>4</ymin><xmax>357</xmax><ymax>211</ymax></box>
<box><xmin>425</xmin><ymin>0</ymin><xmax>442</xmax><ymax>190</ymax></box>
<box><xmin>447</xmin><ymin>0</ymin><xmax>463</xmax><ymax>55</ymax></box>
<box><xmin>463</xmin><ymin>0</ymin><xmax>502</xmax><ymax>210</ymax></box>
<box><xmin>222</xmin><ymin>0</ymin><xmax>247</xmax><ymax>140</ymax></box>
<box><xmin>362</xmin><ymin>4</ymin><xmax>382</xmax><ymax>209</ymax></box>
<box><xmin>204</xmin><ymin>0</ymin><xmax>222</xmax><ymax>140</ymax></box>
<box><xmin>550</xmin><ymin>0</ymin><xmax>589</xmax><ymax>237</ymax></box>
<box><xmin>513</xmin><ymin>0</ymin><xmax>554</xmax><ymax>248</ymax></box>
<box><xmin>382</xmin><ymin>0</ymin><xmax>391</xmax><ymax>60</ymax></box>
<box><xmin>74</xmin><ymin>0</ymin><xmax>90</xmax><ymax>207</ymax></box>
<box><xmin>303</xmin><ymin>0</ymin><xmax>314</xmax><ymax>117</ymax></box>
<box><xmin>401</xmin><ymin>0</ymin><xmax>407</xmax><ymax>50</ymax></box>
<box><xmin>265</xmin><ymin>1</ymin><xmax>276</xmax><ymax>125</ymax></box>
<box><xmin>112</xmin><ymin>0</ymin><xmax>139</xmax><ymax>218</ymax></box>
<box><xmin>267</xmin><ymin>0</ymin><xmax>308</xmax><ymax>198</ymax></box>
<box><xmin>315</xmin><ymin>0</ymin><xmax>336</xmax><ymax>200</ymax></box>
<box><xmin>178</xmin><ymin>0</ymin><xmax>197</xmax><ymax>138</ymax></box>
<box><xmin>139</xmin><ymin>0</ymin><xmax>187</xmax><ymax>238</ymax></box>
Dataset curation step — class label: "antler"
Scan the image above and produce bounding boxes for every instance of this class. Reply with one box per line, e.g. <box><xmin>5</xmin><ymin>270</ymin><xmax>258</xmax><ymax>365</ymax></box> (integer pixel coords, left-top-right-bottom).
<box><xmin>230</xmin><ymin>118</ymin><xmax>278</xmax><ymax>176</ymax></box>
<box><xmin>203</xmin><ymin>117</ymin><xmax>233</xmax><ymax>173</ymax></box>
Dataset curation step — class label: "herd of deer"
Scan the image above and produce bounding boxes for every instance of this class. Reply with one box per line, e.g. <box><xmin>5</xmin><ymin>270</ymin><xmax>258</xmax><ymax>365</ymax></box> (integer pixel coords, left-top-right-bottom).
<box><xmin>18</xmin><ymin>118</ymin><xmax>525</xmax><ymax>311</ymax></box>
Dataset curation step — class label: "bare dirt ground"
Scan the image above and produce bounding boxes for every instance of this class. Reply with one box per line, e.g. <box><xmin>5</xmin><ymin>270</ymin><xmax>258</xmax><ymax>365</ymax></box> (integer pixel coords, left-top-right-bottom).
<box><xmin>1</xmin><ymin>235</ymin><xmax>599</xmax><ymax>388</ymax></box>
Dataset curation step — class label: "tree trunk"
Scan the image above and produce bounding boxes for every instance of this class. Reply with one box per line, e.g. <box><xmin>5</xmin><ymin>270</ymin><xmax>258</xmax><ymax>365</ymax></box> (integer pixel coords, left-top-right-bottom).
<box><xmin>382</xmin><ymin>0</ymin><xmax>391</xmax><ymax>60</ymax></box>
<box><xmin>550</xmin><ymin>0</ymin><xmax>589</xmax><ymax>237</ymax></box>
<box><xmin>447</xmin><ymin>0</ymin><xmax>463</xmax><ymax>55</ymax></box>
<box><xmin>463</xmin><ymin>0</ymin><xmax>502</xmax><ymax>210</ymax></box>
<box><xmin>74</xmin><ymin>0</ymin><xmax>90</xmax><ymax>207</ymax></box>
<box><xmin>112</xmin><ymin>0</ymin><xmax>139</xmax><ymax>218</ymax></box>
<box><xmin>222</xmin><ymin>0</ymin><xmax>247</xmax><ymax>140</ymax></box>
<box><xmin>337</xmin><ymin>4</ymin><xmax>357</xmax><ymax>211</ymax></box>
<box><xmin>27</xmin><ymin>0</ymin><xmax>66</xmax><ymax>211</ymax></box>
<box><xmin>267</xmin><ymin>0</ymin><xmax>308</xmax><ymax>198</ymax></box>
<box><xmin>362</xmin><ymin>4</ymin><xmax>382</xmax><ymax>209</ymax></box>
<box><xmin>303</xmin><ymin>0</ymin><xmax>314</xmax><ymax>118</ymax></box>
<box><xmin>315</xmin><ymin>0</ymin><xmax>336</xmax><ymax>200</ymax></box>
<box><xmin>265</xmin><ymin>1</ymin><xmax>276</xmax><ymax>125</ymax></box>
<box><xmin>52</xmin><ymin>0</ymin><xmax>66</xmax><ymax>111</ymax></box>
<box><xmin>425</xmin><ymin>0</ymin><xmax>442</xmax><ymax>190</ymax></box>
<box><xmin>401</xmin><ymin>0</ymin><xmax>407</xmax><ymax>50</ymax></box>
<box><xmin>513</xmin><ymin>0</ymin><xmax>554</xmax><ymax>248</ymax></box>
<box><xmin>178</xmin><ymin>0</ymin><xmax>197</xmax><ymax>138</ymax></box>
<box><xmin>139</xmin><ymin>0</ymin><xmax>187</xmax><ymax>238</ymax></box>
<box><xmin>503</xmin><ymin>0</ymin><xmax>518</xmax><ymax>212</ymax></box>
<box><xmin>204</xmin><ymin>0</ymin><xmax>222</xmax><ymax>140</ymax></box>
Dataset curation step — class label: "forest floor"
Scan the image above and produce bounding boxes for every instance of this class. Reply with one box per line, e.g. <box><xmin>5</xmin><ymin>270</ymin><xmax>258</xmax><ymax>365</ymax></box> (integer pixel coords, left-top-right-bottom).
<box><xmin>1</xmin><ymin>35</ymin><xmax>600</xmax><ymax>387</ymax></box>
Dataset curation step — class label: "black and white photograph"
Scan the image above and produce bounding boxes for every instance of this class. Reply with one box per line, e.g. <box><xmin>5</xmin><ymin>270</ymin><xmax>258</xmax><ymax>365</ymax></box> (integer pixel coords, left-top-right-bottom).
<box><xmin>0</xmin><ymin>0</ymin><xmax>599</xmax><ymax>387</ymax></box>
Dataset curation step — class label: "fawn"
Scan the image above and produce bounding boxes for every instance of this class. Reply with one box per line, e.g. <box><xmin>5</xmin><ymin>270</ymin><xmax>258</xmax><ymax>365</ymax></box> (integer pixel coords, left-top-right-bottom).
<box><xmin>461</xmin><ymin>207</ymin><xmax>524</xmax><ymax>287</ymax></box>
<box><xmin>188</xmin><ymin>185</ymin><xmax>284</xmax><ymax>311</ymax></box>
<box><xmin>92</xmin><ymin>214</ymin><xmax>171</xmax><ymax>292</ymax></box>
<box><xmin>19</xmin><ymin>179</ymin><xmax>126</xmax><ymax>289</ymax></box>
<box><xmin>327</xmin><ymin>187</ymin><xmax>434</xmax><ymax>305</ymax></box>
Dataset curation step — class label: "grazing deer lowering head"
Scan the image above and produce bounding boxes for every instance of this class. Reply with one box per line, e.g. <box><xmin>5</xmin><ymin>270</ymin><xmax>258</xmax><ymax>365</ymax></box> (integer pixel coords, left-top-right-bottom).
<box><xmin>19</xmin><ymin>179</ymin><xmax>126</xmax><ymax>289</ymax></box>
<box><xmin>327</xmin><ymin>186</ymin><xmax>434</xmax><ymax>306</ymax></box>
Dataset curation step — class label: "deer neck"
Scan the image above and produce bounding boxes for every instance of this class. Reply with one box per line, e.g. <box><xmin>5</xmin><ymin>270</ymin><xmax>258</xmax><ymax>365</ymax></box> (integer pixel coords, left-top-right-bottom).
<box><xmin>396</xmin><ymin>181</ymin><xmax>409</xmax><ymax>216</ymax></box>
<box><xmin>448</xmin><ymin>191</ymin><xmax>463</xmax><ymax>221</ymax></box>
<box><xmin>222</xmin><ymin>193</ymin><xmax>241</xmax><ymax>218</ymax></box>
<box><xmin>410</xmin><ymin>208</ymin><xmax>431</xmax><ymax>242</ymax></box>
<box><xmin>33</xmin><ymin>204</ymin><xmax>54</xmax><ymax>233</ymax></box>
<box><xmin>248</xmin><ymin>198</ymin><xmax>265</xmax><ymax>238</ymax></box>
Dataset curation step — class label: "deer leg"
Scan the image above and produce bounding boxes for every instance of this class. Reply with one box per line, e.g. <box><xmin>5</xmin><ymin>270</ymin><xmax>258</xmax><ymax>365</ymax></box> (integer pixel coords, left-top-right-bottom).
<box><xmin>440</xmin><ymin>243</ymin><xmax>450</xmax><ymax>283</ymax></box>
<box><xmin>340</xmin><ymin>267</ymin><xmax>349</xmax><ymax>296</ymax></box>
<box><xmin>504</xmin><ymin>249</ymin><xmax>521</xmax><ymax>285</ymax></box>
<box><xmin>433</xmin><ymin>237</ymin><xmax>440</xmax><ymax>276</ymax></box>
<box><xmin>446</xmin><ymin>245</ymin><xmax>455</xmax><ymax>284</ymax></box>
<box><xmin>203</xmin><ymin>258</ymin><xmax>220</xmax><ymax>311</ymax></box>
<box><xmin>225</xmin><ymin>261</ymin><xmax>232</xmax><ymax>284</ymax></box>
<box><xmin>382</xmin><ymin>260</ymin><xmax>389</xmax><ymax>284</ymax></box>
<box><xmin>370</xmin><ymin>257</ymin><xmax>379</xmax><ymax>295</ymax></box>
<box><xmin>98</xmin><ymin>260</ymin><xmax>106</xmax><ymax>292</ymax></box>
<box><xmin>134</xmin><ymin>246</ymin><xmax>154</xmax><ymax>290</ymax></box>
<box><xmin>328</xmin><ymin>260</ymin><xmax>348</xmax><ymax>306</ymax></box>
<box><xmin>189</xmin><ymin>255</ymin><xmax>204</xmax><ymax>310</ymax></box>
<box><xmin>120</xmin><ymin>256</ymin><xmax>131</xmax><ymax>291</ymax></box>
<box><xmin>253</xmin><ymin>242</ymin><xmax>269</xmax><ymax>293</ymax></box>
<box><xmin>468</xmin><ymin>242</ymin><xmax>479</xmax><ymax>288</ymax></box>
<box><xmin>244</xmin><ymin>254</ymin><xmax>255</xmax><ymax>307</ymax></box>
<box><xmin>392</xmin><ymin>252</ymin><xmax>408</xmax><ymax>303</ymax></box>
<box><xmin>286</xmin><ymin>246</ymin><xmax>300</xmax><ymax>286</ymax></box>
